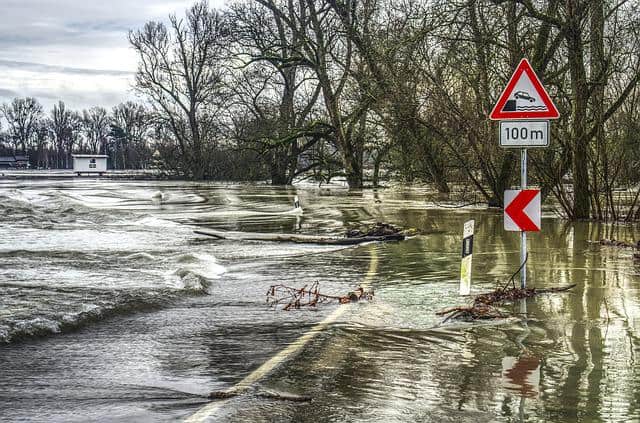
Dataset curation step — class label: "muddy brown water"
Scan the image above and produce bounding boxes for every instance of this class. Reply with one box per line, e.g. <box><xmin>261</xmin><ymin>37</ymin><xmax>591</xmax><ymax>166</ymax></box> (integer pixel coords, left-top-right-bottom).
<box><xmin>1</xmin><ymin>179</ymin><xmax>639</xmax><ymax>422</ymax></box>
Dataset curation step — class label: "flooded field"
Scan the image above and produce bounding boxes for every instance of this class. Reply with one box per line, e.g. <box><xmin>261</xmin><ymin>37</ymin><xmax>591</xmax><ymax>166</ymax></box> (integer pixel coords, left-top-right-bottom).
<box><xmin>1</xmin><ymin>179</ymin><xmax>639</xmax><ymax>422</ymax></box>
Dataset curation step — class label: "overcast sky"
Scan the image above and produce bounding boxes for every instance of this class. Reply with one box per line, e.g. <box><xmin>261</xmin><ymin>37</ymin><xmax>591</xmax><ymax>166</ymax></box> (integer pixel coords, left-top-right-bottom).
<box><xmin>0</xmin><ymin>0</ymin><xmax>225</xmax><ymax>112</ymax></box>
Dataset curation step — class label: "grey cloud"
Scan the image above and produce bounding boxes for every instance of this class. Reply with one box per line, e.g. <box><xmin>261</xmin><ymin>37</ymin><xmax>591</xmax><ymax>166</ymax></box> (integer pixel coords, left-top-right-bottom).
<box><xmin>0</xmin><ymin>0</ymin><xmax>223</xmax><ymax>110</ymax></box>
<box><xmin>66</xmin><ymin>20</ymin><xmax>139</xmax><ymax>33</ymax></box>
<box><xmin>0</xmin><ymin>88</ymin><xmax>19</xmax><ymax>98</ymax></box>
<box><xmin>0</xmin><ymin>0</ymin><xmax>194</xmax><ymax>55</ymax></box>
<box><xmin>0</xmin><ymin>60</ymin><xmax>133</xmax><ymax>76</ymax></box>
<box><xmin>10</xmin><ymin>84</ymin><xmax>140</xmax><ymax>112</ymax></box>
<box><xmin>30</xmin><ymin>89</ymin><xmax>134</xmax><ymax>108</ymax></box>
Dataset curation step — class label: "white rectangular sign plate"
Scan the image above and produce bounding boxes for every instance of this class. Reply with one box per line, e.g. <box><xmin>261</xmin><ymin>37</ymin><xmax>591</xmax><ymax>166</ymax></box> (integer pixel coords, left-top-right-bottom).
<box><xmin>500</xmin><ymin>120</ymin><xmax>549</xmax><ymax>148</ymax></box>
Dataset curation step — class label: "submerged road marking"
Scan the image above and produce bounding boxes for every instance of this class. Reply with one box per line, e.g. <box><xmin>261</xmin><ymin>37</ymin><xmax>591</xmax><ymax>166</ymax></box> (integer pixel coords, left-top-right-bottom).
<box><xmin>185</xmin><ymin>246</ymin><xmax>379</xmax><ymax>422</ymax></box>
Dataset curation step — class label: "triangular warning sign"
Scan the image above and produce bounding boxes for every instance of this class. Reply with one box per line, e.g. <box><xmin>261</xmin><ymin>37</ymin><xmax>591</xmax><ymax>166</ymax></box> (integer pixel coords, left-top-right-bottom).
<box><xmin>490</xmin><ymin>58</ymin><xmax>559</xmax><ymax>120</ymax></box>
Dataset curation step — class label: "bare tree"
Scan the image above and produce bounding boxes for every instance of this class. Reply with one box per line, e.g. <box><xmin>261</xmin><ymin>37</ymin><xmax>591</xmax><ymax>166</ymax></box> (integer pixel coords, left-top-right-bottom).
<box><xmin>1</xmin><ymin>97</ymin><xmax>44</xmax><ymax>154</ymax></box>
<box><xmin>83</xmin><ymin>107</ymin><xmax>111</xmax><ymax>154</ymax></box>
<box><xmin>49</xmin><ymin>101</ymin><xmax>80</xmax><ymax>168</ymax></box>
<box><xmin>229</xmin><ymin>0</ymin><xmax>325</xmax><ymax>185</ymax></box>
<box><xmin>129</xmin><ymin>0</ymin><xmax>228</xmax><ymax>179</ymax></box>
<box><xmin>65</xmin><ymin>112</ymin><xmax>83</xmax><ymax>165</ymax></box>
<box><xmin>33</xmin><ymin>121</ymin><xmax>49</xmax><ymax>168</ymax></box>
<box><xmin>500</xmin><ymin>0</ymin><xmax>640</xmax><ymax>218</ymax></box>
<box><xmin>111</xmin><ymin>102</ymin><xmax>152</xmax><ymax>169</ymax></box>
<box><xmin>254</xmin><ymin>0</ymin><xmax>375</xmax><ymax>188</ymax></box>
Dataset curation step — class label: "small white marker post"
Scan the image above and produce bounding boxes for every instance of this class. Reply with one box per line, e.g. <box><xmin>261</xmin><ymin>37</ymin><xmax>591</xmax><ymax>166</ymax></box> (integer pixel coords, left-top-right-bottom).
<box><xmin>459</xmin><ymin>220</ymin><xmax>475</xmax><ymax>295</ymax></box>
<box><xmin>293</xmin><ymin>195</ymin><xmax>300</xmax><ymax>209</ymax></box>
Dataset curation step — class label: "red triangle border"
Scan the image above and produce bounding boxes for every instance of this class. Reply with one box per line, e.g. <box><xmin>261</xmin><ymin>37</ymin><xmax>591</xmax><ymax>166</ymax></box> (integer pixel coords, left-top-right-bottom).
<box><xmin>489</xmin><ymin>58</ymin><xmax>559</xmax><ymax>120</ymax></box>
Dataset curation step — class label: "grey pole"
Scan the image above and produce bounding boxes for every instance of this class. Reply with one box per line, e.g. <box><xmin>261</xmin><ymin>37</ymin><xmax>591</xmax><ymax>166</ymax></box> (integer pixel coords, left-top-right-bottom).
<box><xmin>521</xmin><ymin>148</ymin><xmax>527</xmax><ymax>288</ymax></box>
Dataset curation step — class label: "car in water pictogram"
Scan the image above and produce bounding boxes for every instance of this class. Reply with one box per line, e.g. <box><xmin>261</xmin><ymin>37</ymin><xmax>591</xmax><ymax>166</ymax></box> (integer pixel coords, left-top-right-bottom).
<box><xmin>514</xmin><ymin>91</ymin><xmax>536</xmax><ymax>102</ymax></box>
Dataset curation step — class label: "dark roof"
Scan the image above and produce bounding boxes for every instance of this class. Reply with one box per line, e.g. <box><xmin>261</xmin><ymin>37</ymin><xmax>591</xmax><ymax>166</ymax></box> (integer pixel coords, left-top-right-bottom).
<box><xmin>72</xmin><ymin>154</ymin><xmax>108</xmax><ymax>158</ymax></box>
<box><xmin>0</xmin><ymin>156</ymin><xmax>16</xmax><ymax>162</ymax></box>
<box><xmin>14</xmin><ymin>155</ymin><xmax>29</xmax><ymax>161</ymax></box>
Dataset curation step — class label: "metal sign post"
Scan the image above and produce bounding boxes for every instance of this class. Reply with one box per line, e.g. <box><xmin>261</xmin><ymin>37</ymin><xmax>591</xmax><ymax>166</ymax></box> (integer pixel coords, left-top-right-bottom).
<box><xmin>520</xmin><ymin>149</ymin><xmax>527</xmax><ymax>288</ymax></box>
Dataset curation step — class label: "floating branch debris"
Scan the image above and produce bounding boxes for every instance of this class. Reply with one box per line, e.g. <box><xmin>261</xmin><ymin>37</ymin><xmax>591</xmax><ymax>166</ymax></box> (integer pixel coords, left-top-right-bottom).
<box><xmin>194</xmin><ymin>222</ymin><xmax>414</xmax><ymax>245</ymax></box>
<box><xmin>436</xmin><ymin>304</ymin><xmax>509</xmax><ymax>323</ymax></box>
<box><xmin>266</xmin><ymin>282</ymin><xmax>374</xmax><ymax>310</ymax></box>
<box><xmin>256</xmin><ymin>390</ymin><xmax>313</xmax><ymax>402</ymax></box>
<box><xmin>345</xmin><ymin>222</ymin><xmax>415</xmax><ymax>238</ymax></box>
<box><xmin>436</xmin><ymin>285</ymin><xmax>576</xmax><ymax>324</ymax></box>
<box><xmin>438</xmin><ymin>258</ymin><xmax>576</xmax><ymax>323</ymax></box>
<box><xmin>208</xmin><ymin>388</ymin><xmax>312</xmax><ymax>402</ymax></box>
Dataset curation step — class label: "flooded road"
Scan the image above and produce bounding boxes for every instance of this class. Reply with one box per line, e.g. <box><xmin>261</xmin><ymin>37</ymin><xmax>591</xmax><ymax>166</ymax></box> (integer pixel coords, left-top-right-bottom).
<box><xmin>1</xmin><ymin>179</ymin><xmax>640</xmax><ymax>422</ymax></box>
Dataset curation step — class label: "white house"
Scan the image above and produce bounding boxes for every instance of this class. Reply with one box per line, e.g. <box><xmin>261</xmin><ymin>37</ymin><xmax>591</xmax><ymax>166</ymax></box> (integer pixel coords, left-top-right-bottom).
<box><xmin>72</xmin><ymin>154</ymin><xmax>108</xmax><ymax>175</ymax></box>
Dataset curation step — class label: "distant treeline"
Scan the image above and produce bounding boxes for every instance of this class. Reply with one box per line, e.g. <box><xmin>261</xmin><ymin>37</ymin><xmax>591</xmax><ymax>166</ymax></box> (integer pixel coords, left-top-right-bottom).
<box><xmin>4</xmin><ymin>0</ymin><xmax>640</xmax><ymax>221</ymax></box>
<box><xmin>0</xmin><ymin>99</ymin><xmax>153</xmax><ymax>171</ymax></box>
<box><xmin>0</xmin><ymin>98</ymin><xmax>265</xmax><ymax>181</ymax></box>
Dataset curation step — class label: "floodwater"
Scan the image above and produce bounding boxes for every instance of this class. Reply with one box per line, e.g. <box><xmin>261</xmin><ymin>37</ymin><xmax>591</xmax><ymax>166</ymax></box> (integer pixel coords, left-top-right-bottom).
<box><xmin>1</xmin><ymin>179</ymin><xmax>639</xmax><ymax>422</ymax></box>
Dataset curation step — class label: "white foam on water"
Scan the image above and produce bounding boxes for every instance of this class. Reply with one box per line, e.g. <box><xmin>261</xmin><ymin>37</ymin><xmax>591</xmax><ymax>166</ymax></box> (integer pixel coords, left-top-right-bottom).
<box><xmin>5</xmin><ymin>189</ymin><xmax>49</xmax><ymax>204</ymax></box>
<box><xmin>283</xmin><ymin>207</ymin><xmax>303</xmax><ymax>215</ymax></box>
<box><xmin>62</xmin><ymin>192</ymin><xmax>126</xmax><ymax>208</ymax></box>
<box><xmin>171</xmin><ymin>270</ymin><xmax>212</xmax><ymax>292</ymax></box>
<box><xmin>124</xmin><ymin>252</ymin><xmax>156</xmax><ymax>261</ymax></box>
<box><xmin>14</xmin><ymin>317</ymin><xmax>62</xmax><ymax>336</ymax></box>
<box><xmin>169</xmin><ymin>252</ymin><xmax>227</xmax><ymax>292</ymax></box>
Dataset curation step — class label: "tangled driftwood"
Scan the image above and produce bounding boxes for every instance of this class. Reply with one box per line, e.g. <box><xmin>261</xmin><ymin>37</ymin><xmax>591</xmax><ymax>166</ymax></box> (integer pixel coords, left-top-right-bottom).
<box><xmin>195</xmin><ymin>226</ymin><xmax>408</xmax><ymax>245</ymax></box>
<box><xmin>436</xmin><ymin>285</ymin><xmax>576</xmax><ymax>323</ymax></box>
<box><xmin>266</xmin><ymin>282</ymin><xmax>374</xmax><ymax>310</ymax></box>
<box><xmin>208</xmin><ymin>389</ymin><xmax>312</xmax><ymax>402</ymax></box>
<box><xmin>438</xmin><ymin>256</ymin><xmax>576</xmax><ymax>323</ymax></box>
<box><xmin>346</xmin><ymin>222</ymin><xmax>414</xmax><ymax>238</ymax></box>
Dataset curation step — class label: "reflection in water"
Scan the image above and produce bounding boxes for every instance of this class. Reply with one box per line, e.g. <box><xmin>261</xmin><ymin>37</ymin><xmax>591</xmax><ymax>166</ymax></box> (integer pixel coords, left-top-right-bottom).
<box><xmin>0</xmin><ymin>180</ymin><xmax>639</xmax><ymax>422</ymax></box>
<box><xmin>502</xmin><ymin>355</ymin><xmax>540</xmax><ymax>398</ymax></box>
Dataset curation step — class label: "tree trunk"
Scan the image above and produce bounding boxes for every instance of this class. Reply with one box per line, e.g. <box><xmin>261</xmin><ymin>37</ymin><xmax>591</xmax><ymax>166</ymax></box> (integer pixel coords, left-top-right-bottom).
<box><xmin>270</xmin><ymin>148</ymin><xmax>289</xmax><ymax>185</ymax></box>
<box><xmin>590</xmin><ymin>0</ymin><xmax>608</xmax><ymax>219</ymax></box>
<box><xmin>188</xmin><ymin>107</ymin><xmax>205</xmax><ymax>179</ymax></box>
<box><xmin>373</xmin><ymin>158</ymin><xmax>381</xmax><ymax>188</ymax></box>
<box><xmin>417</xmin><ymin>130</ymin><xmax>450</xmax><ymax>194</ymax></box>
<box><xmin>342</xmin><ymin>143</ymin><xmax>363</xmax><ymax>188</ymax></box>
<box><xmin>492</xmin><ymin>151</ymin><xmax>517</xmax><ymax>204</ymax></box>
<box><xmin>566</xmin><ymin>0</ymin><xmax>590</xmax><ymax>219</ymax></box>
<box><xmin>121</xmin><ymin>143</ymin><xmax>128</xmax><ymax>170</ymax></box>
<box><xmin>271</xmin><ymin>66</ymin><xmax>296</xmax><ymax>186</ymax></box>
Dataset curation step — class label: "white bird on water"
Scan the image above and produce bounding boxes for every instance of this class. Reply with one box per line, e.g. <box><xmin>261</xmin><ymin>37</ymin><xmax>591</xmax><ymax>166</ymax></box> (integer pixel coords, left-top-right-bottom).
<box><xmin>291</xmin><ymin>195</ymin><xmax>303</xmax><ymax>215</ymax></box>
